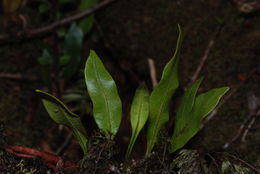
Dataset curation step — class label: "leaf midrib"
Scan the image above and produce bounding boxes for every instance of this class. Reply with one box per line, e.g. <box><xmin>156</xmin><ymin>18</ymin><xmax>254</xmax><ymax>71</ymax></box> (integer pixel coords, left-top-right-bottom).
<box><xmin>128</xmin><ymin>95</ymin><xmax>145</xmax><ymax>155</ymax></box>
<box><xmin>132</xmin><ymin>94</ymin><xmax>145</xmax><ymax>143</ymax></box>
<box><xmin>177</xmin><ymin>86</ymin><xmax>195</xmax><ymax>129</ymax></box>
<box><xmin>93</xmin><ymin>59</ymin><xmax>112</xmax><ymax>133</ymax></box>
<box><xmin>149</xmin><ymin>80</ymin><xmax>170</xmax><ymax>148</ymax></box>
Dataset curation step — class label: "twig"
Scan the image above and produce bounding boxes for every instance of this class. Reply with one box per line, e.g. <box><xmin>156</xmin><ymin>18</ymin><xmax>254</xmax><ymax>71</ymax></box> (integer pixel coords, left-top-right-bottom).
<box><xmin>241</xmin><ymin>115</ymin><xmax>257</xmax><ymax>142</ymax></box>
<box><xmin>0</xmin><ymin>0</ymin><xmax>117</xmax><ymax>41</ymax></box>
<box><xmin>190</xmin><ymin>39</ymin><xmax>215</xmax><ymax>83</ymax></box>
<box><xmin>56</xmin><ymin>132</ymin><xmax>73</xmax><ymax>156</ymax></box>
<box><xmin>0</xmin><ymin>73</ymin><xmax>38</xmax><ymax>81</ymax></box>
<box><xmin>201</xmin><ymin>68</ymin><xmax>256</xmax><ymax>128</ymax></box>
<box><xmin>6</xmin><ymin>146</ymin><xmax>78</xmax><ymax>169</ymax></box>
<box><xmin>206</xmin><ymin>153</ymin><xmax>222</xmax><ymax>174</ymax></box>
<box><xmin>241</xmin><ymin>93</ymin><xmax>260</xmax><ymax>142</ymax></box>
<box><xmin>156</xmin><ymin>144</ymin><xmax>170</xmax><ymax>173</ymax></box>
<box><xmin>220</xmin><ymin>153</ymin><xmax>260</xmax><ymax>173</ymax></box>
<box><xmin>222</xmin><ymin>114</ymin><xmax>253</xmax><ymax>149</ymax></box>
<box><xmin>190</xmin><ymin>24</ymin><xmax>225</xmax><ymax>84</ymax></box>
<box><xmin>93</xmin><ymin>141</ymin><xmax>107</xmax><ymax>174</ymax></box>
<box><xmin>147</xmin><ymin>58</ymin><xmax>158</xmax><ymax>88</ymax></box>
<box><xmin>223</xmin><ymin>91</ymin><xmax>259</xmax><ymax>148</ymax></box>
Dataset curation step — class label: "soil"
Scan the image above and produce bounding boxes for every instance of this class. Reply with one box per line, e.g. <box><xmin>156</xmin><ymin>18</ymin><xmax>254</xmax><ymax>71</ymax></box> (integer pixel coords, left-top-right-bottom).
<box><xmin>0</xmin><ymin>0</ymin><xmax>259</xmax><ymax>173</ymax></box>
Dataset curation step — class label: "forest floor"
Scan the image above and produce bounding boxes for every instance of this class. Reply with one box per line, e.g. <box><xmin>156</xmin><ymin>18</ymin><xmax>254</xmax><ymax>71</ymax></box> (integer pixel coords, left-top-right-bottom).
<box><xmin>0</xmin><ymin>0</ymin><xmax>259</xmax><ymax>173</ymax></box>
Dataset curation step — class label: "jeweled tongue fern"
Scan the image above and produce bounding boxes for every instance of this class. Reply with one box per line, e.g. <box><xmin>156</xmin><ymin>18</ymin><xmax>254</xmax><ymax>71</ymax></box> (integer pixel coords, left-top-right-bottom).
<box><xmin>36</xmin><ymin>25</ymin><xmax>229</xmax><ymax>161</ymax></box>
<box><xmin>84</xmin><ymin>50</ymin><xmax>122</xmax><ymax>139</ymax></box>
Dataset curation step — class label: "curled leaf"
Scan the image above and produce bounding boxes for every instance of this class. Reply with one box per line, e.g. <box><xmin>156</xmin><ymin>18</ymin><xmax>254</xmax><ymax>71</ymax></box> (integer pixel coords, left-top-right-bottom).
<box><xmin>36</xmin><ymin>90</ymin><xmax>88</xmax><ymax>155</ymax></box>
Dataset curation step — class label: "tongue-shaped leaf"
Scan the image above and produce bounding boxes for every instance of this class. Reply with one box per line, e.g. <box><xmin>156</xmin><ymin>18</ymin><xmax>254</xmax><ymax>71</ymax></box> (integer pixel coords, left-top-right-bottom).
<box><xmin>126</xmin><ymin>84</ymin><xmax>149</xmax><ymax>159</ymax></box>
<box><xmin>146</xmin><ymin>25</ymin><xmax>183</xmax><ymax>156</ymax></box>
<box><xmin>84</xmin><ymin>50</ymin><xmax>122</xmax><ymax>138</ymax></box>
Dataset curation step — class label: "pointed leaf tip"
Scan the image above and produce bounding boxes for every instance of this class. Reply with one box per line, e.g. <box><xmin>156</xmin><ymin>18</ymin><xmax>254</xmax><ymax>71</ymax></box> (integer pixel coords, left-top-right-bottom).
<box><xmin>126</xmin><ymin>84</ymin><xmax>149</xmax><ymax>159</ymax></box>
<box><xmin>146</xmin><ymin>25</ymin><xmax>183</xmax><ymax>156</ymax></box>
<box><xmin>170</xmin><ymin>84</ymin><xmax>229</xmax><ymax>153</ymax></box>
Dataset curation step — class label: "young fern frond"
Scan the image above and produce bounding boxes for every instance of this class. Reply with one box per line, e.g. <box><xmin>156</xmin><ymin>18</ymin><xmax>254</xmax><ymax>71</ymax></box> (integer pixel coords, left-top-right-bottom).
<box><xmin>126</xmin><ymin>84</ymin><xmax>149</xmax><ymax>159</ymax></box>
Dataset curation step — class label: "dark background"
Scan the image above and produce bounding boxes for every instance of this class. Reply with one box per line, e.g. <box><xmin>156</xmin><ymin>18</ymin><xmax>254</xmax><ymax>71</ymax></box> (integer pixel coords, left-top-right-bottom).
<box><xmin>0</xmin><ymin>0</ymin><xmax>259</xmax><ymax>167</ymax></box>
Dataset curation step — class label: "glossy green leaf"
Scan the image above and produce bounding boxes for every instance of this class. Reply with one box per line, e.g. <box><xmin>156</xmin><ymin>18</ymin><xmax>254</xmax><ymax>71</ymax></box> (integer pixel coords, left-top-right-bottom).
<box><xmin>36</xmin><ymin>89</ymin><xmax>88</xmax><ymax>155</ymax></box>
<box><xmin>62</xmin><ymin>23</ymin><xmax>84</xmax><ymax>79</ymax></box>
<box><xmin>84</xmin><ymin>50</ymin><xmax>122</xmax><ymax>138</ymax></box>
<box><xmin>145</xmin><ymin>25</ymin><xmax>182</xmax><ymax>156</ymax></box>
<box><xmin>126</xmin><ymin>84</ymin><xmax>149</xmax><ymax>159</ymax></box>
<box><xmin>193</xmin><ymin>87</ymin><xmax>229</xmax><ymax>120</ymax></box>
<box><xmin>79</xmin><ymin>0</ymin><xmax>97</xmax><ymax>33</ymax></box>
<box><xmin>170</xmin><ymin>84</ymin><xmax>229</xmax><ymax>153</ymax></box>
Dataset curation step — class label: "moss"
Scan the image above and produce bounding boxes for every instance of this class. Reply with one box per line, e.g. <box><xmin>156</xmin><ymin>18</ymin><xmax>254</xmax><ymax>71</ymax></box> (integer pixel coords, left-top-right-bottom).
<box><xmin>0</xmin><ymin>149</ymin><xmax>49</xmax><ymax>173</ymax></box>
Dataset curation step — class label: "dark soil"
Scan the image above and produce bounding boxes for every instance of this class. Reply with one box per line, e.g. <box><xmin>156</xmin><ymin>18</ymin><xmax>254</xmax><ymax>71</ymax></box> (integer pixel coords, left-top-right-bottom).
<box><xmin>0</xmin><ymin>0</ymin><xmax>259</xmax><ymax>173</ymax></box>
<box><xmin>0</xmin><ymin>148</ymin><xmax>49</xmax><ymax>173</ymax></box>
